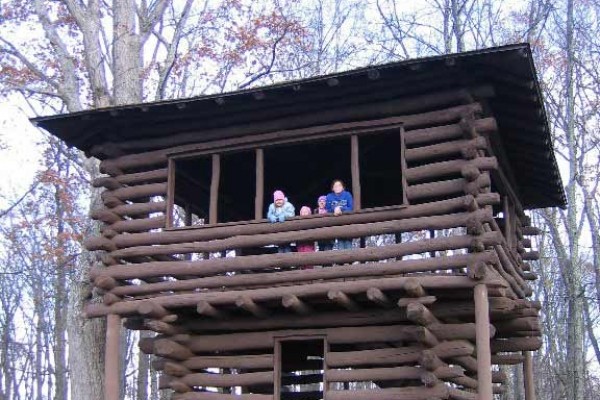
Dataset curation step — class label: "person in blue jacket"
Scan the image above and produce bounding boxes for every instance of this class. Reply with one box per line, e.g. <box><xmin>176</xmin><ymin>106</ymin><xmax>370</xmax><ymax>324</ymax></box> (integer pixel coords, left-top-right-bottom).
<box><xmin>326</xmin><ymin>179</ymin><xmax>354</xmax><ymax>250</ymax></box>
<box><xmin>267</xmin><ymin>190</ymin><xmax>295</xmax><ymax>253</ymax></box>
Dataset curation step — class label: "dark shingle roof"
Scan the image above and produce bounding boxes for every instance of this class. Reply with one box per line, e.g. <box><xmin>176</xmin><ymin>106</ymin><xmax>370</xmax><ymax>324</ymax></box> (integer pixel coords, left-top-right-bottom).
<box><xmin>31</xmin><ymin>43</ymin><xmax>565</xmax><ymax>209</ymax></box>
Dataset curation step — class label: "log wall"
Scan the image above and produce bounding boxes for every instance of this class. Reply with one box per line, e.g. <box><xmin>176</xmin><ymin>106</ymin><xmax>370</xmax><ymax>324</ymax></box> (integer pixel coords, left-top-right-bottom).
<box><xmin>82</xmin><ymin>85</ymin><xmax>543</xmax><ymax>400</ymax></box>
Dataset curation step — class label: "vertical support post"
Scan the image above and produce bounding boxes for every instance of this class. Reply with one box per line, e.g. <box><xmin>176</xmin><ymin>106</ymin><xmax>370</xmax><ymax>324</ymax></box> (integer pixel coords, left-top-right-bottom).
<box><xmin>209</xmin><ymin>154</ymin><xmax>221</xmax><ymax>225</ymax></box>
<box><xmin>255</xmin><ymin>148</ymin><xmax>264</xmax><ymax>220</ymax></box>
<box><xmin>184</xmin><ymin>203</ymin><xmax>192</xmax><ymax>227</ymax></box>
<box><xmin>523</xmin><ymin>351</ymin><xmax>537</xmax><ymax>400</ymax></box>
<box><xmin>503</xmin><ymin>195</ymin><xmax>513</xmax><ymax>248</ymax></box>
<box><xmin>165</xmin><ymin>158</ymin><xmax>176</xmax><ymax>228</ymax></box>
<box><xmin>399</xmin><ymin>125</ymin><xmax>409</xmax><ymax>205</ymax></box>
<box><xmin>184</xmin><ymin>204</ymin><xmax>193</xmax><ymax>260</ymax></box>
<box><xmin>350</xmin><ymin>135</ymin><xmax>361</xmax><ymax>211</ymax></box>
<box><xmin>474</xmin><ymin>284</ymin><xmax>493</xmax><ymax>400</ymax></box>
<box><xmin>273</xmin><ymin>340</ymin><xmax>281</xmax><ymax>400</ymax></box>
<box><xmin>105</xmin><ymin>314</ymin><xmax>121</xmax><ymax>400</ymax></box>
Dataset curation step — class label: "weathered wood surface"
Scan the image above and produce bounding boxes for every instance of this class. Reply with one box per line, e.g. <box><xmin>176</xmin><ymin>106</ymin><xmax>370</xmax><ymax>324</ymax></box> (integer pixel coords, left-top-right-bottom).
<box><xmin>109</xmin><ymin>252</ymin><xmax>495</xmax><ymax>297</ymax></box>
<box><xmin>324</xmin><ymin>384</ymin><xmax>450</xmax><ymax>400</ymax></box>
<box><xmin>109</xmin><ymin>209</ymin><xmax>492</xmax><ymax>258</ymax></box>
<box><xmin>91</xmin><ymin>231</ymin><xmax>503</xmax><ymax>281</ymax></box>
<box><xmin>173</xmin><ymin>393</ymin><xmax>273</xmax><ymax>400</ymax></box>
<box><xmin>98</xmin><ymin>98</ymin><xmax>486</xmax><ymax>169</ymax></box>
<box><xmin>86</xmin><ymin>274</ymin><xmax>507</xmax><ymax>317</ymax></box>
<box><xmin>105</xmin><ymin>193</ymin><xmax>500</xmax><ymax>248</ymax></box>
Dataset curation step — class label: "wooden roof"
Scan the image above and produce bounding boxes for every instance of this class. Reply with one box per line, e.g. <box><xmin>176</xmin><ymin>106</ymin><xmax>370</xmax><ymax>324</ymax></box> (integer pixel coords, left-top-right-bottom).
<box><xmin>32</xmin><ymin>43</ymin><xmax>565</xmax><ymax>209</ymax></box>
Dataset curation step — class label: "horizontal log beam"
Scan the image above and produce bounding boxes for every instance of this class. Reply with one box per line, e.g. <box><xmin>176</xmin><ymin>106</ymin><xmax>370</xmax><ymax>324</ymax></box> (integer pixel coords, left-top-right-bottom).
<box><xmin>328</xmin><ymin>340</ymin><xmax>474</xmax><ymax>368</ymax></box>
<box><xmin>92</xmin><ymin>231</ymin><xmax>503</xmax><ymax>281</ymax></box>
<box><xmin>102</xmin><ymin>183</ymin><xmax>167</xmax><ymax>202</ymax></box>
<box><xmin>324</xmin><ymin>384</ymin><xmax>449</xmax><ymax>400</ymax></box>
<box><xmin>154</xmin><ymin>325</ymin><xmax>439</xmax><ymax>354</ymax></box>
<box><xmin>178</xmin><ymin>371</ymin><xmax>273</xmax><ymax>387</ymax></box>
<box><xmin>110</xmin><ymin>201</ymin><xmax>167</xmax><ymax>217</ymax></box>
<box><xmin>110</xmin><ymin>209</ymin><xmax>493</xmax><ymax>258</ymax></box>
<box><xmin>101</xmin><ymin>216</ymin><xmax>166</xmax><ymax>235</ymax></box>
<box><xmin>182</xmin><ymin>354</ymin><xmax>273</xmax><ymax>370</ymax></box>
<box><xmin>184</xmin><ymin>309</ymin><xmax>410</xmax><ymax>332</ymax></box>
<box><xmin>407</xmin><ymin>173</ymin><xmax>490</xmax><ymax>202</ymax></box>
<box><xmin>109</xmin><ymin>252</ymin><xmax>496</xmax><ymax>297</ymax></box>
<box><xmin>99</xmin><ymin>101</ymin><xmax>485</xmax><ymax>171</ymax></box>
<box><xmin>173</xmin><ymin>393</ymin><xmax>272</xmax><ymax>400</ymax></box>
<box><xmin>325</xmin><ymin>366</ymin><xmax>426</xmax><ymax>382</ymax></box>
<box><xmin>404</xmin><ymin>117</ymin><xmax>497</xmax><ymax>146</ymax></box>
<box><xmin>406</xmin><ymin>156</ymin><xmax>498</xmax><ymax>183</ymax></box>
<box><xmin>85</xmin><ymin>274</ymin><xmax>507</xmax><ymax>318</ymax></box>
<box><xmin>405</xmin><ymin>136</ymin><xmax>487</xmax><ymax>163</ymax></box>
<box><xmin>490</xmin><ymin>337</ymin><xmax>542</xmax><ymax>352</ymax></box>
<box><xmin>110</xmin><ymin>194</ymin><xmax>500</xmax><ymax>248</ymax></box>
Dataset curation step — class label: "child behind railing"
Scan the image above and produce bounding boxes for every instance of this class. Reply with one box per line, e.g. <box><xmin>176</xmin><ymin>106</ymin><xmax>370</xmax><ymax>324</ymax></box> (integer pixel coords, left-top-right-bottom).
<box><xmin>296</xmin><ymin>206</ymin><xmax>316</xmax><ymax>269</ymax></box>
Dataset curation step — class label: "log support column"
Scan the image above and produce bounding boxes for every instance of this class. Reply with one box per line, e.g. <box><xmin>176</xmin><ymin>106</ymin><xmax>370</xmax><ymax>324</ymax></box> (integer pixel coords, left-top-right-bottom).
<box><xmin>255</xmin><ymin>148</ymin><xmax>264</xmax><ymax>220</ymax></box>
<box><xmin>105</xmin><ymin>314</ymin><xmax>121</xmax><ymax>400</ymax></box>
<box><xmin>523</xmin><ymin>350</ymin><xmax>537</xmax><ymax>400</ymax></box>
<box><xmin>209</xmin><ymin>154</ymin><xmax>221</xmax><ymax>225</ymax></box>
<box><xmin>474</xmin><ymin>284</ymin><xmax>493</xmax><ymax>400</ymax></box>
<box><xmin>350</xmin><ymin>135</ymin><xmax>361</xmax><ymax>211</ymax></box>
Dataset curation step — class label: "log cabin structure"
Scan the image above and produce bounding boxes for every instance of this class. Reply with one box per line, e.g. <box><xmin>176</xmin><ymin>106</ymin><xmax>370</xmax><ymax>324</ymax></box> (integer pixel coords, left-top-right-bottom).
<box><xmin>33</xmin><ymin>44</ymin><xmax>565</xmax><ymax>400</ymax></box>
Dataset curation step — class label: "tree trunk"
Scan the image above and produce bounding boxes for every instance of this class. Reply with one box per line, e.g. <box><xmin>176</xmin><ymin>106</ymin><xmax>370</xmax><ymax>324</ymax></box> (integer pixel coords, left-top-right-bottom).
<box><xmin>68</xmin><ymin>159</ymin><xmax>106</xmax><ymax>400</ymax></box>
<box><xmin>563</xmin><ymin>1</ymin><xmax>585</xmax><ymax>399</ymax></box>
<box><xmin>113</xmin><ymin>0</ymin><xmax>143</xmax><ymax>104</ymax></box>
<box><xmin>54</xmin><ymin>152</ymin><xmax>68</xmax><ymax>400</ymax></box>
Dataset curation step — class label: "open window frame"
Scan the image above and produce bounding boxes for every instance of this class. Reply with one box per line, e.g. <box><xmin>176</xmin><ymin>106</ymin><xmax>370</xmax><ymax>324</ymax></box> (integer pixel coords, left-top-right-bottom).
<box><xmin>165</xmin><ymin>121</ymin><xmax>410</xmax><ymax>230</ymax></box>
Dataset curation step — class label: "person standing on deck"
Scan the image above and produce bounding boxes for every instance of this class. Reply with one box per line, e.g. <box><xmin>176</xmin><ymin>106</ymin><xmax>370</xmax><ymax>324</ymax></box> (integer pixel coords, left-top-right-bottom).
<box><xmin>326</xmin><ymin>180</ymin><xmax>354</xmax><ymax>250</ymax></box>
<box><xmin>315</xmin><ymin>195</ymin><xmax>334</xmax><ymax>252</ymax></box>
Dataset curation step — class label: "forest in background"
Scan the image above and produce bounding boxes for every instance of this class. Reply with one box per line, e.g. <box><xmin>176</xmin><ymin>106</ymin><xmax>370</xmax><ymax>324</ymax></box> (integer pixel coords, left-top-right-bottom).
<box><xmin>0</xmin><ymin>0</ymin><xmax>599</xmax><ymax>399</ymax></box>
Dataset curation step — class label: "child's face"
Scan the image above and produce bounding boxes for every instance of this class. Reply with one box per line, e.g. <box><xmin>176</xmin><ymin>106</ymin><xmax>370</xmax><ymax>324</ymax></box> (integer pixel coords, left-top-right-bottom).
<box><xmin>318</xmin><ymin>199</ymin><xmax>326</xmax><ymax>208</ymax></box>
<box><xmin>275</xmin><ymin>198</ymin><xmax>285</xmax><ymax>207</ymax></box>
<box><xmin>332</xmin><ymin>181</ymin><xmax>344</xmax><ymax>194</ymax></box>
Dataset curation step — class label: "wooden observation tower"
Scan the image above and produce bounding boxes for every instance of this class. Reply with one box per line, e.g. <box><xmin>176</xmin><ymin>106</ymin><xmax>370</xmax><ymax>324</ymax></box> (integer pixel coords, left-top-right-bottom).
<box><xmin>34</xmin><ymin>44</ymin><xmax>565</xmax><ymax>400</ymax></box>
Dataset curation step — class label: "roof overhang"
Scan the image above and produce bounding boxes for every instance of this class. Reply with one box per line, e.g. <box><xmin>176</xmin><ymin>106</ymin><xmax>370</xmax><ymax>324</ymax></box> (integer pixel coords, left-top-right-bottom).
<box><xmin>31</xmin><ymin>43</ymin><xmax>566</xmax><ymax>209</ymax></box>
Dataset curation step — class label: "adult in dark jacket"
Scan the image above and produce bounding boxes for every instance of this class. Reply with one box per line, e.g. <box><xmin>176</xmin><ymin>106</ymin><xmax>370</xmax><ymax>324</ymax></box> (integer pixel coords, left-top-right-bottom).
<box><xmin>326</xmin><ymin>179</ymin><xmax>354</xmax><ymax>250</ymax></box>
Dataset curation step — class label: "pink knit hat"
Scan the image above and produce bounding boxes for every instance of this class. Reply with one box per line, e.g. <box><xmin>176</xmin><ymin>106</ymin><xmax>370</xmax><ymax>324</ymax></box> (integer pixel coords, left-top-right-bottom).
<box><xmin>300</xmin><ymin>206</ymin><xmax>312</xmax><ymax>216</ymax></box>
<box><xmin>273</xmin><ymin>190</ymin><xmax>285</xmax><ymax>201</ymax></box>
